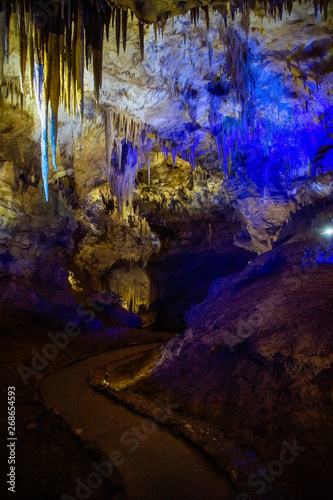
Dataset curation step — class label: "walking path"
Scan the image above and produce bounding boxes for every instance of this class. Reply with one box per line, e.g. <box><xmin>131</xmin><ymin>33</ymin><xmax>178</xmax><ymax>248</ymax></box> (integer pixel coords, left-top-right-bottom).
<box><xmin>41</xmin><ymin>344</ymin><xmax>237</xmax><ymax>500</ymax></box>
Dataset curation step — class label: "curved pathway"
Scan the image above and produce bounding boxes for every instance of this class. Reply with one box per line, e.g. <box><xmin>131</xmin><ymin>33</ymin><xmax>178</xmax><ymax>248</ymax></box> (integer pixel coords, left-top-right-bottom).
<box><xmin>41</xmin><ymin>344</ymin><xmax>237</xmax><ymax>500</ymax></box>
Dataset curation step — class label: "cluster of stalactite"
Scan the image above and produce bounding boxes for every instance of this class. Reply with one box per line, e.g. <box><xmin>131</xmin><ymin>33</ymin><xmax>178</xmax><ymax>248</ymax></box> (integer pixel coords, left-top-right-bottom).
<box><xmin>0</xmin><ymin>75</ymin><xmax>22</xmax><ymax>106</ymax></box>
<box><xmin>222</xmin><ymin>28</ymin><xmax>255</xmax><ymax>122</ymax></box>
<box><xmin>1</xmin><ymin>0</ymin><xmax>331</xmax><ymax>201</ymax></box>
<box><xmin>108</xmin><ymin>265</ymin><xmax>151</xmax><ymax>313</ymax></box>
<box><xmin>206</xmin><ymin>26</ymin><xmax>255</xmax><ymax>178</ymax></box>
<box><xmin>0</xmin><ymin>0</ymin><xmax>136</xmax><ymax>200</ymax></box>
<box><xmin>213</xmin><ymin>0</ymin><xmax>331</xmax><ymax>25</ymax></box>
<box><xmin>105</xmin><ymin>106</ymin><xmax>203</xmax><ymax>211</ymax></box>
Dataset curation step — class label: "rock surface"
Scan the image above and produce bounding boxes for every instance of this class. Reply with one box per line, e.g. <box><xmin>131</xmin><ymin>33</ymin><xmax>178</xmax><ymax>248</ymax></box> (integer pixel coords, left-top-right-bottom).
<box><xmin>136</xmin><ymin>219</ymin><xmax>333</xmax><ymax>498</ymax></box>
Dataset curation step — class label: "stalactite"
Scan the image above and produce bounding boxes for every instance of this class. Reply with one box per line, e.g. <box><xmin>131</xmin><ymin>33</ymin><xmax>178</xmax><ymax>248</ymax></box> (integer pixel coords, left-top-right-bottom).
<box><xmin>4</xmin><ymin>1</ymin><xmax>10</xmax><ymax>63</ymax></box>
<box><xmin>115</xmin><ymin>6</ymin><xmax>120</xmax><ymax>56</ymax></box>
<box><xmin>18</xmin><ymin>5</ymin><xmax>27</xmax><ymax>94</ymax></box>
<box><xmin>65</xmin><ymin>5</ymin><xmax>72</xmax><ymax>115</ymax></box>
<box><xmin>161</xmin><ymin>19</ymin><xmax>167</xmax><ymax>38</ymax></box>
<box><xmin>28</xmin><ymin>18</ymin><xmax>34</xmax><ymax>96</ymax></box>
<box><xmin>109</xmin><ymin>266</ymin><xmax>150</xmax><ymax>313</ymax></box>
<box><xmin>241</xmin><ymin>6</ymin><xmax>250</xmax><ymax>38</ymax></box>
<box><xmin>2</xmin><ymin>0</ymin><xmax>166</xmax><ymax>201</ymax></box>
<box><xmin>104</xmin><ymin>105</ymin><xmax>181</xmax><ymax>209</ymax></box>
<box><xmin>202</xmin><ymin>6</ymin><xmax>210</xmax><ymax>31</ymax></box>
<box><xmin>190</xmin><ymin>7</ymin><xmax>199</xmax><ymax>26</ymax></box>
<box><xmin>195</xmin><ymin>6</ymin><xmax>200</xmax><ymax>25</ymax></box>
<box><xmin>50</xmin><ymin>107</ymin><xmax>58</xmax><ymax>170</ymax></box>
<box><xmin>4</xmin><ymin>0</ymin><xmax>332</xmax><ymax>203</ymax></box>
<box><xmin>171</xmin><ymin>143</ymin><xmax>177</xmax><ymax>166</ymax></box>
<box><xmin>92</xmin><ymin>7</ymin><xmax>104</xmax><ymax>104</ymax></box>
<box><xmin>116</xmin><ymin>137</ymin><xmax>122</xmax><ymax>170</ymax></box>
<box><xmin>122</xmin><ymin>8</ymin><xmax>127</xmax><ymax>53</ymax></box>
<box><xmin>1</xmin><ymin>76</ymin><xmax>21</xmax><ymax>106</ymax></box>
<box><xmin>105</xmin><ymin>107</ymin><xmax>113</xmax><ymax>182</ymax></box>
<box><xmin>153</xmin><ymin>22</ymin><xmax>158</xmax><ymax>43</ymax></box>
<box><xmin>48</xmin><ymin>32</ymin><xmax>60</xmax><ymax>168</ymax></box>
<box><xmin>76</xmin><ymin>0</ymin><xmax>84</xmax><ymax>120</ymax></box>
<box><xmin>112</xmin><ymin>5</ymin><xmax>115</xmax><ymax>28</ymax></box>
<box><xmin>139</xmin><ymin>20</ymin><xmax>144</xmax><ymax>60</ymax></box>
<box><xmin>105</xmin><ymin>5</ymin><xmax>111</xmax><ymax>41</ymax></box>
<box><xmin>72</xmin><ymin>5</ymin><xmax>77</xmax><ymax>118</ymax></box>
<box><xmin>34</xmin><ymin>58</ymin><xmax>50</xmax><ymax>201</ymax></box>
<box><xmin>147</xmin><ymin>152</ymin><xmax>151</xmax><ymax>187</ymax></box>
<box><xmin>59</xmin><ymin>31</ymin><xmax>64</xmax><ymax>103</ymax></box>
<box><xmin>321</xmin><ymin>0</ymin><xmax>329</xmax><ymax>20</ymax></box>
<box><xmin>0</xmin><ymin>9</ymin><xmax>5</xmax><ymax>86</ymax></box>
<box><xmin>208</xmin><ymin>42</ymin><xmax>213</xmax><ymax>67</ymax></box>
<box><xmin>85</xmin><ymin>12</ymin><xmax>93</xmax><ymax>70</ymax></box>
<box><xmin>189</xmin><ymin>143</ymin><xmax>196</xmax><ymax>170</ymax></box>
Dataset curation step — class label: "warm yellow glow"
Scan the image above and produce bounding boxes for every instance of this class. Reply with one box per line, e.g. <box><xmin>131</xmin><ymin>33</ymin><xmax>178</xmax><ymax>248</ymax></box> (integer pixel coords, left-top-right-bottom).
<box><xmin>108</xmin><ymin>266</ymin><xmax>151</xmax><ymax>313</ymax></box>
<box><xmin>68</xmin><ymin>272</ymin><xmax>83</xmax><ymax>292</ymax></box>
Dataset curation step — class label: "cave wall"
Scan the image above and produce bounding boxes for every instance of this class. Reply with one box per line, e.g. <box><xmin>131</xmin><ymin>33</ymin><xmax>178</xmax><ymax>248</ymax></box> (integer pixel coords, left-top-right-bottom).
<box><xmin>0</xmin><ymin>0</ymin><xmax>332</xmax><ymax>307</ymax></box>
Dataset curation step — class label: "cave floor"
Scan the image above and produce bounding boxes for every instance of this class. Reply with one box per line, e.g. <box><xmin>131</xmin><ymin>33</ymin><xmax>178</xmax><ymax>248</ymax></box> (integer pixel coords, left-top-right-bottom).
<box><xmin>41</xmin><ymin>344</ymin><xmax>237</xmax><ymax>500</ymax></box>
<box><xmin>0</xmin><ymin>323</ymin><xmax>173</xmax><ymax>499</ymax></box>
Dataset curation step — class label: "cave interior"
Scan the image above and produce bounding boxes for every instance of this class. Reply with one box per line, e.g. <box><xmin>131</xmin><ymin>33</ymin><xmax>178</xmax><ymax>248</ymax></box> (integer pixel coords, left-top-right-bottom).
<box><xmin>0</xmin><ymin>1</ymin><xmax>333</xmax><ymax>499</ymax></box>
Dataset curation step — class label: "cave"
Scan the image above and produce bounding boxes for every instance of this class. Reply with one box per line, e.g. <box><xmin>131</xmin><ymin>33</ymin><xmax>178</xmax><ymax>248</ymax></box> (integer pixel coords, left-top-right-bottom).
<box><xmin>1</xmin><ymin>1</ymin><xmax>333</xmax><ymax>499</ymax></box>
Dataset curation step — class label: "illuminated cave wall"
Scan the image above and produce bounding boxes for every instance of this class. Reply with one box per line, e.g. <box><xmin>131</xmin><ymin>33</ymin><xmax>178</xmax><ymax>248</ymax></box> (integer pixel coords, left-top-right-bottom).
<box><xmin>1</xmin><ymin>0</ymin><xmax>333</xmax><ymax>257</ymax></box>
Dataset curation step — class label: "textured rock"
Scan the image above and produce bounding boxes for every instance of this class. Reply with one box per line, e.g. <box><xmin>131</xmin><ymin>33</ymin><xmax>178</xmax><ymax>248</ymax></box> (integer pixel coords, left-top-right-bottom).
<box><xmin>145</xmin><ymin>230</ymin><xmax>333</xmax><ymax>498</ymax></box>
<box><xmin>2</xmin><ymin>3</ymin><xmax>333</xmax><ymax>254</ymax></box>
<box><xmin>0</xmin><ymin>2</ymin><xmax>333</xmax><ymax>498</ymax></box>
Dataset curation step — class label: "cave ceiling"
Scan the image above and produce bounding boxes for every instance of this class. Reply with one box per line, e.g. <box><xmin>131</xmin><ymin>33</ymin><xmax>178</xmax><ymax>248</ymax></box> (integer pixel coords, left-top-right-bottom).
<box><xmin>0</xmin><ymin>0</ymin><xmax>332</xmax><ymax>209</ymax></box>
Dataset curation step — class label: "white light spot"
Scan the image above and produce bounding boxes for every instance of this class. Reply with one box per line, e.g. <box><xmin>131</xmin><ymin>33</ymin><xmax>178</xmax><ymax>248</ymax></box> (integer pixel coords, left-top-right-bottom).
<box><xmin>321</xmin><ymin>227</ymin><xmax>333</xmax><ymax>236</ymax></box>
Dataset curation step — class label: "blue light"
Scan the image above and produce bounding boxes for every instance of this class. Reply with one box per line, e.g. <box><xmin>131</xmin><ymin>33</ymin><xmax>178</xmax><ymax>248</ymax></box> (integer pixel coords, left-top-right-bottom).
<box><xmin>50</xmin><ymin>107</ymin><xmax>58</xmax><ymax>171</ymax></box>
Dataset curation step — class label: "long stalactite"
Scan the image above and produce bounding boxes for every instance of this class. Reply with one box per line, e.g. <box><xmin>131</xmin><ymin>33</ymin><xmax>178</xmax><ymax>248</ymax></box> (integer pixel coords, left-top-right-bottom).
<box><xmin>1</xmin><ymin>0</ymin><xmax>331</xmax><ymax>201</ymax></box>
